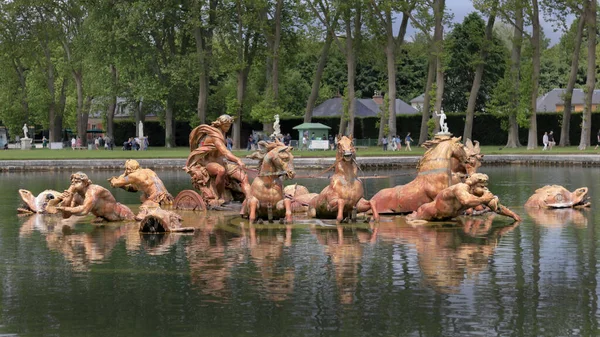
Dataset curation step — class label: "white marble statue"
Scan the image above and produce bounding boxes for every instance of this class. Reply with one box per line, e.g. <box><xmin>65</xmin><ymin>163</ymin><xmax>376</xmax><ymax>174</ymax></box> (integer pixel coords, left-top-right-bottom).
<box><xmin>22</xmin><ymin>124</ymin><xmax>29</xmax><ymax>139</ymax></box>
<box><xmin>271</xmin><ymin>114</ymin><xmax>282</xmax><ymax>139</ymax></box>
<box><xmin>434</xmin><ymin>109</ymin><xmax>449</xmax><ymax>134</ymax></box>
<box><xmin>139</xmin><ymin>121</ymin><xmax>144</xmax><ymax>139</ymax></box>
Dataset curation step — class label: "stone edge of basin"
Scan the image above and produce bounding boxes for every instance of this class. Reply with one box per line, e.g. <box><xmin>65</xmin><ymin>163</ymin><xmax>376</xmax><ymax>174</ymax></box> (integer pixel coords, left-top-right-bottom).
<box><xmin>1</xmin><ymin>154</ymin><xmax>600</xmax><ymax>171</ymax></box>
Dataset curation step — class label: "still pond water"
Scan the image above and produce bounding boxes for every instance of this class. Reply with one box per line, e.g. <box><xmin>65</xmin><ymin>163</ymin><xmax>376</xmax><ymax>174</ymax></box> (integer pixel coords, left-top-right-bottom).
<box><xmin>0</xmin><ymin>166</ymin><xmax>599</xmax><ymax>336</ymax></box>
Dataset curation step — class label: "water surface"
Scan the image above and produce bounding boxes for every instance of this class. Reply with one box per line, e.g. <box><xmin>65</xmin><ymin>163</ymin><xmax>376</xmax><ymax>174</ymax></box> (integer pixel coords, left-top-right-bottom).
<box><xmin>0</xmin><ymin>166</ymin><xmax>599</xmax><ymax>336</ymax></box>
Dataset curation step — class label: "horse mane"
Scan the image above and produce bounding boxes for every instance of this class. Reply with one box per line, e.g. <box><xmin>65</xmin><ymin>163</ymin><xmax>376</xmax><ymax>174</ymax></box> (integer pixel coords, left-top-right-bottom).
<box><xmin>417</xmin><ymin>136</ymin><xmax>463</xmax><ymax>170</ymax></box>
<box><xmin>247</xmin><ymin>139</ymin><xmax>287</xmax><ymax>171</ymax></box>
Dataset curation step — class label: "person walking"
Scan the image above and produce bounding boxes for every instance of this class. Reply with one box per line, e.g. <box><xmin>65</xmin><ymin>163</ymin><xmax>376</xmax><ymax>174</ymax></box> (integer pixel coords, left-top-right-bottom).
<box><xmin>542</xmin><ymin>132</ymin><xmax>548</xmax><ymax>151</ymax></box>
<box><xmin>395</xmin><ymin>135</ymin><xmax>402</xmax><ymax>151</ymax></box>
<box><xmin>382</xmin><ymin>135</ymin><xmax>388</xmax><ymax>151</ymax></box>
<box><xmin>595</xmin><ymin>130</ymin><xmax>600</xmax><ymax>150</ymax></box>
<box><xmin>390</xmin><ymin>135</ymin><xmax>397</xmax><ymax>151</ymax></box>
<box><xmin>405</xmin><ymin>133</ymin><xmax>413</xmax><ymax>151</ymax></box>
<box><xmin>301</xmin><ymin>135</ymin><xmax>308</xmax><ymax>151</ymax></box>
<box><xmin>548</xmin><ymin>131</ymin><xmax>555</xmax><ymax>150</ymax></box>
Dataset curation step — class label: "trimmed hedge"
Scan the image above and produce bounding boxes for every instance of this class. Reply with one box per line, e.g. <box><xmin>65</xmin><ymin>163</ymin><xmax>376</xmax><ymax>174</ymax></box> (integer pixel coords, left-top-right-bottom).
<box><xmin>113</xmin><ymin>112</ymin><xmax>599</xmax><ymax>147</ymax></box>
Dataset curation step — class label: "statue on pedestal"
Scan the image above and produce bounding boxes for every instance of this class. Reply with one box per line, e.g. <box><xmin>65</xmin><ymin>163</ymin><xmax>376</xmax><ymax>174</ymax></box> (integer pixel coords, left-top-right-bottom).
<box><xmin>22</xmin><ymin>124</ymin><xmax>29</xmax><ymax>139</ymax></box>
<box><xmin>270</xmin><ymin>114</ymin><xmax>282</xmax><ymax>140</ymax></box>
<box><xmin>178</xmin><ymin>114</ymin><xmax>250</xmax><ymax>209</ymax></box>
<box><xmin>434</xmin><ymin>109</ymin><xmax>449</xmax><ymax>134</ymax></box>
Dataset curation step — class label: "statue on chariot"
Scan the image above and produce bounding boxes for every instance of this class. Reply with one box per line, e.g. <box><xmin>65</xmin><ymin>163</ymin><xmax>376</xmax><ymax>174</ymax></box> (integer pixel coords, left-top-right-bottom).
<box><xmin>175</xmin><ymin>114</ymin><xmax>251</xmax><ymax>210</ymax></box>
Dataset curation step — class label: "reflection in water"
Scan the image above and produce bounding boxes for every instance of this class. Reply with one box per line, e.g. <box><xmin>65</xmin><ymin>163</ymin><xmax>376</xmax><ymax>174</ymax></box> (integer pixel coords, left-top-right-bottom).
<box><xmin>312</xmin><ymin>224</ymin><xmax>373</xmax><ymax>304</ymax></box>
<box><xmin>19</xmin><ymin>211</ymin><xmax>520</xmax><ymax>296</ymax></box>
<box><xmin>5</xmin><ymin>167</ymin><xmax>600</xmax><ymax>335</ymax></box>
<box><xmin>526</xmin><ymin>207</ymin><xmax>589</xmax><ymax>228</ymax></box>
<box><xmin>20</xmin><ymin>214</ymin><xmax>133</xmax><ymax>272</ymax></box>
<box><xmin>372</xmin><ymin>215</ymin><xmax>518</xmax><ymax>293</ymax></box>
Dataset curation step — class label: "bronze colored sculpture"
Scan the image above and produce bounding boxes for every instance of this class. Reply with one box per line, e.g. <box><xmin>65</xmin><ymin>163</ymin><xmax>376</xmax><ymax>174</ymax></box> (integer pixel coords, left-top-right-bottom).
<box><xmin>136</xmin><ymin>202</ymin><xmax>194</xmax><ymax>232</ymax></box>
<box><xmin>370</xmin><ymin>135</ymin><xmax>472</xmax><ymax>214</ymax></box>
<box><xmin>407</xmin><ymin>173</ymin><xmax>521</xmax><ymax>222</ymax></box>
<box><xmin>180</xmin><ymin>114</ymin><xmax>250</xmax><ymax>209</ymax></box>
<box><xmin>242</xmin><ymin>139</ymin><xmax>296</xmax><ymax>223</ymax></box>
<box><xmin>56</xmin><ymin>172</ymin><xmax>135</xmax><ymax>222</ymax></box>
<box><xmin>292</xmin><ymin>136</ymin><xmax>379</xmax><ymax>222</ymax></box>
<box><xmin>109</xmin><ymin>159</ymin><xmax>174</xmax><ymax>206</ymax></box>
<box><xmin>524</xmin><ymin>185</ymin><xmax>590</xmax><ymax>208</ymax></box>
<box><xmin>18</xmin><ymin>189</ymin><xmax>63</xmax><ymax>214</ymax></box>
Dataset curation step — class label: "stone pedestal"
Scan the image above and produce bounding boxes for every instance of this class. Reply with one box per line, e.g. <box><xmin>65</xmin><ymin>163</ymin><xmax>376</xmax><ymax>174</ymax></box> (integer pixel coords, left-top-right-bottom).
<box><xmin>20</xmin><ymin>138</ymin><xmax>32</xmax><ymax>150</ymax></box>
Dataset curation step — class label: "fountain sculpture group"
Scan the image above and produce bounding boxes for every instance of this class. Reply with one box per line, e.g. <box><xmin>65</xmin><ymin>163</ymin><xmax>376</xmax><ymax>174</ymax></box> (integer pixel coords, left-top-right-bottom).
<box><xmin>17</xmin><ymin>114</ymin><xmax>591</xmax><ymax>232</ymax></box>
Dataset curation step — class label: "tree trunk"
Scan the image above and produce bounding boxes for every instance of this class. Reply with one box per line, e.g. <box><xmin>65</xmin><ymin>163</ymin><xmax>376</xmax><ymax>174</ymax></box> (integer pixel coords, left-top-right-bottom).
<box><xmin>505</xmin><ymin>1</ymin><xmax>523</xmax><ymax>148</ymax></box>
<box><xmin>578</xmin><ymin>0</ymin><xmax>596</xmax><ymax>150</ymax></box>
<box><xmin>55</xmin><ymin>78</ymin><xmax>68</xmax><ymax>142</ymax></box>
<box><xmin>561</xmin><ymin>13</ymin><xmax>586</xmax><ymax>146</ymax></box>
<box><xmin>165</xmin><ymin>96</ymin><xmax>174</xmax><ymax>148</ymax></box>
<box><xmin>385</xmin><ymin>10</ymin><xmax>397</xmax><ymax>139</ymax></box>
<box><xmin>194</xmin><ymin>27</ymin><xmax>209</xmax><ymax>125</ymax></box>
<box><xmin>343</xmin><ymin>17</ymin><xmax>357</xmax><ymax>136</ymax></box>
<box><xmin>526</xmin><ymin>0</ymin><xmax>540</xmax><ymax>149</ymax></box>
<box><xmin>233</xmin><ymin>69</ymin><xmax>249</xmax><ymax>149</ymax></box>
<box><xmin>74</xmin><ymin>71</ymin><xmax>88</xmax><ymax>146</ymax></box>
<box><xmin>271</xmin><ymin>0</ymin><xmax>282</xmax><ymax>101</ymax></box>
<box><xmin>193</xmin><ymin>0</ymin><xmax>216</xmax><ymax>124</ymax></box>
<box><xmin>432</xmin><ymin>0</ymin><xmax>445</xmax><ymax>134</ymax></box>
<box><xmin>304</xmin><ymin>33</ymin><xmax>333</xmax><ymax>123</ymax></box>
<box><xmin>106</xmin><ymin>64</ymin><xmax>118</xmax><ymax>140</ymax></box>
<box><xmin>464</xmin><ymin>4</ymin><xmax>496</xmax><ymax>142</ymax></box>
<box><xmin>12</xmin><ymin>60</ymin><xmax>29</xmax><ymax>123</ymax></box>
<box><xmin>419</xmin><ymin>56</ymin><xmax>436</xmax><ymax>144</ymax></box>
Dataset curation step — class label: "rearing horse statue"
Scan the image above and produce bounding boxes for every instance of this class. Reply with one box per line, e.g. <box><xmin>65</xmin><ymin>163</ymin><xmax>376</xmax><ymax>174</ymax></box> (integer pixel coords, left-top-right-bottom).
<box><xmin>294</xmin><ymin>135</ymin><xmax>379</xmax><ymax>222</ymax></box>
<box><xmin>370</xmin><ymin>135</ymin><xmax>469</xmax><ymax>214</ymax></box>
<box><xmin>243</xmin><ymin>140</ymin><xmax>296</xmax><ymax>223</ymax></box>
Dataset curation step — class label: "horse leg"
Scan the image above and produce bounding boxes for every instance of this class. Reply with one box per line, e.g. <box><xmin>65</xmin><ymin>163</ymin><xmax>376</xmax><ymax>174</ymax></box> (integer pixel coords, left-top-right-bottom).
<box><xmin>248</xmin><ymin>198</ymin><xmax>258</xmax><ymax>224</ymax></box>
<box><xmin>357</xmin><ymin>198</ymin><xmax>379</xmax><ymax>222</ymax></box>
<box><xmin>336</xmin><ymin>199</ymin><xmax>345</xmax><ymax>223</ymax></box>
<box><xmin>283</xmin><ymin>198</ymin><xmax>293</xmax><ymax>224</ymax></box>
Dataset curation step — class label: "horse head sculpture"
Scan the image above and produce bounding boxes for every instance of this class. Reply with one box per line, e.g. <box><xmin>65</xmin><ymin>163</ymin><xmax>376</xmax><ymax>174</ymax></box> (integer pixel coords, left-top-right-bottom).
<box><xmin>244</xmin><ymin>139</ymin><xmax>295</xmax><ymax>223</ymax></box>
<box><xmin>370</xmin><ymin>135</ymin><xmax>472</xmax><ymax>214</ymax></box>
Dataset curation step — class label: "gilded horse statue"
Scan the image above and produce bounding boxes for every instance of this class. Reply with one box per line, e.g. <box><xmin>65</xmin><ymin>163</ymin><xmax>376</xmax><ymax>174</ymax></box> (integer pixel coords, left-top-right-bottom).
<box><xmin>293</xmin><ymin>135</ymin><xmax>379</xmax><ymax>222</ymax></box>
<box><xmin>243</xmin><ymin>140</ymin><xmax>296</xmax><ymax>223</ymax></box>
<box><xmin>370</xmin><ymin>135</ymin><xmax>470</xmax><ymax>214</ymax></box>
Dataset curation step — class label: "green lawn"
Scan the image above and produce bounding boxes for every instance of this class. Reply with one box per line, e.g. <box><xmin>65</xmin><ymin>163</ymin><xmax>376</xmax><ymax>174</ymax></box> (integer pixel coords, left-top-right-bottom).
<box><xmin>0</xmin><ymin>145</ymin><xmax>597</xmax><ymax>160</ymax></box>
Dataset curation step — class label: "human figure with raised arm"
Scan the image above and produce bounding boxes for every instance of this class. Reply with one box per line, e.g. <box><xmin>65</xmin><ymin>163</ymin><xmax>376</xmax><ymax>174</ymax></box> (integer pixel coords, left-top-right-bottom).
<box><xmin>56</xmin><ymin>172</ymin><xmax>135</xmax><ymax>222</ymax></box>
<box><xmin>185</xmin><ymin>114</ymin><xmax>250</xmax><ymax>207</ymax></box>
<box><xmin>434</xmin><ymin>109</ymin><xmax>448</xmax><ymax>134</ymax></box>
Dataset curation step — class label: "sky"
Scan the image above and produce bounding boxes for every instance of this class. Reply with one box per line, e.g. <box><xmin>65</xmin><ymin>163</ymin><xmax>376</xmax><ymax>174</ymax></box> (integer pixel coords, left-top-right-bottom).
<box><xmin>404</xmin><ymin>0</ymin><xmax>574</xmax><ymax>46</ymax></box>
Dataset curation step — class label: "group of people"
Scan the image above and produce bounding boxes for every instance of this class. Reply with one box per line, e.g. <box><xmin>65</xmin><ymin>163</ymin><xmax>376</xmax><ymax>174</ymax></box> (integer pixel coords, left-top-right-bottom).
<box><xmin>382</xmin><ymin>133</ymin><xmax>413</xmax><ymax>151</ymax></box>
<box><xmin>70</xmin><ymin>136</ymin><xmax>115</xmax><ymax>150</ymax></box>
<box><xmin>542</xmin><ymin>131</ymin><xmax>556</xmax><ymax>151</ymax></box>
<box><xmin>123</xmin><ymin>137</ymin><xmax>148</xmax><ymax>151</ymax></box>
<box><xmin>247</xmin><ymin>133</ymin><xmax>292</xmax><ymax>151</ymax></box>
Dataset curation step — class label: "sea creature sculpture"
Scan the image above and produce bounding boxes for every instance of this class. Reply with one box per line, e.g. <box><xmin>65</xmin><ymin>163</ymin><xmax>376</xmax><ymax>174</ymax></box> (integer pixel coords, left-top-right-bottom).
<box><xmin>18</xmin><ymin>189</ymin><xmax>63</xmax><ymax>214</ymax></box>
<box><xmin>524</xmin><ymin>185</ymin><xmax>590</xmax><ymax>209</ymax></box>
<box><xmin>292</xmin><ymin>135</ymin><xmax>378</xmax><ymax>222</ymax></box>
<box><xmin>370</xmin><ymin>135</ymin><xmax>471</xmax><ymax>214</ymax></box>
<box><xmin>243</xmin><ymin>139</ymin><xmax>295</xmax><ymax>223</ymax></box>
<box><xmin>137</xmin><ymin>202</ymin><xmax>194</xmax><ymax>232</ymax></box>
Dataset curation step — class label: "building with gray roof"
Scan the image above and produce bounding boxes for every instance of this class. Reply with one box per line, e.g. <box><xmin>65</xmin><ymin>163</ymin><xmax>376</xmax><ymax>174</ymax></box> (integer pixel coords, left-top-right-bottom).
<box><xmin>536</xmin><ymin>88</ymin><xmax>600</xmax><ymax>113</ymax></box>
<box><xmin>312</xmin><ymin>95</ymin><xmax>418</xmax><ymax>118</ymax></box>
